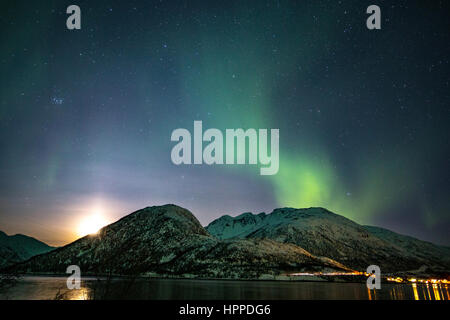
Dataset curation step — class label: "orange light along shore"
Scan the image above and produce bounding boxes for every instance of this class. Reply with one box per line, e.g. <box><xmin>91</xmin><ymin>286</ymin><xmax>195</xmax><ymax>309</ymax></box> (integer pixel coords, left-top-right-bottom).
<box><xmin>289</xmin><ymin>271</ymin><xmax>365</xmax><ymax>276</ymax></box>
<box><xmin>386</xmin><ymin>277</ymin><xmax>449</xmax><ymax>284</ymax></box>
<box><xmin>287</xmin><ymin>272</ymin><xmax>450</xmax><ymax>285</ymax></box>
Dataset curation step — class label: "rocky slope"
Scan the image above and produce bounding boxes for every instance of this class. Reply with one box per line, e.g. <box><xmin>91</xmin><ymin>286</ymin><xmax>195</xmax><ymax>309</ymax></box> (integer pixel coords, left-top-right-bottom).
<box><xmin>206</xmin><ymin>208</ymin><xmax>450</xmax><ymax>273</ymax></box>
<box><xmin>0</xmin><ymin>230</ymin><xmax>55</xmax><ymax>268</ymax></box>
<box><xmin>8</xmin><ymin>205</ymin><xmax>350</xmax><ymax>279</ymax></box>
<box><xmin>363</xmin><ymin>226</ymin><xmax>450</xmax><ymax>271</ymax></box>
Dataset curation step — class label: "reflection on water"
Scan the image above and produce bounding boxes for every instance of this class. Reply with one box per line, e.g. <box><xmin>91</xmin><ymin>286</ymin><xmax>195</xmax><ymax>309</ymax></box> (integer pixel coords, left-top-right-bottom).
<box><xmin>412</xmin><ymin>284</ymin><xmax>419</xmax><ymax>300</ymax></box>
<box><xmin>0</xmin><ymin>276</ymin><xmax>448</xmax><ymax>300</ymax></box>
<box><xmin>0</xmin><ymin>277</ymin><xmax>93</xmax><ymax>300</ymax></box>
<box><xmin>367</xmin><ymin>282</ymin><xmax>448</xmax><ymax>300</ymax></box>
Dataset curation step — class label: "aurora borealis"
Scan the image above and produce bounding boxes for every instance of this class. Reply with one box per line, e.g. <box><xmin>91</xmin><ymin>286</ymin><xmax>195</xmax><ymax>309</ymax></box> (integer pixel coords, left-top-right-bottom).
<box><xmin>0</xmin><ymin>1</ymin><xmax>449</xmax><ymax>246</ymax></box>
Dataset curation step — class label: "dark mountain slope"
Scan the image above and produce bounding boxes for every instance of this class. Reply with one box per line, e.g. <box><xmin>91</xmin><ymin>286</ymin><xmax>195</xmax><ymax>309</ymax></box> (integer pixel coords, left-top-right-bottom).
<box><xmin>0</xmin><ymin>230</ymin><xmax>55</xmax><ymax>268</ymax></box>
<box><xmin>363</xmin><ymin>225</ymin><xmax>450</xmax><ymax>269</ymax></box>
<box><xmin>9</xmin><ymin>205</ymin><xmax>350</xmax><ymax>279</ymax></box>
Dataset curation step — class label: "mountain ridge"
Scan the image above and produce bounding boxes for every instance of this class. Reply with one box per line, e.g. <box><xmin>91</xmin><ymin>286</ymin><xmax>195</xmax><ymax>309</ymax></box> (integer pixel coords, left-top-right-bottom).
<box><xmin>206</xmin><ymin>207</ymin><xmax>450</xmax><ymax>273</ymax></box>
<box><xmin>6</xmin><ymin>205</ymin><xmax>351</xmax><ymax>279</ymax></box>
<box><xmin>0</xmin><ymin>230</ymin><xmax>56</xmax><ymax>268</ymax></box>
<box><xmin>4</xmin><ymin>204</ymin><xmax>449</xmax><ymax>278</ymax></box>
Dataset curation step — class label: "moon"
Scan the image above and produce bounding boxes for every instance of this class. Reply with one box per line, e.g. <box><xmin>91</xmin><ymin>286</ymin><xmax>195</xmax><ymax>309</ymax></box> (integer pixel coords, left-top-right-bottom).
<box><xmin>77</xmin><ymin>214</ymin><xmax>108</xmax><ymax>237</ymax></box>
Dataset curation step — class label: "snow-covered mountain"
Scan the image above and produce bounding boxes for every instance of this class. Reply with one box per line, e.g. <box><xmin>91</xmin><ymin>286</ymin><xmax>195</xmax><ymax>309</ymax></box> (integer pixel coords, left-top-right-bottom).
<box><xmin>8</xmin><ymin>205</ymin><xmax>350</xmax><ymax>279</ymax></box>
<box><xmin>0</xmin><ymin>230</ymin><xmax>55</xmax><ymax>268</ymax></box>
<box><xmin>206</xmin><ymin>207</ymin><xmax>450</xmax><ymax>273</ymax></box>
<box><xmin>6</xmin><ymin>205</ymin><xmax>448</xmax><ymax>278</ymax></box>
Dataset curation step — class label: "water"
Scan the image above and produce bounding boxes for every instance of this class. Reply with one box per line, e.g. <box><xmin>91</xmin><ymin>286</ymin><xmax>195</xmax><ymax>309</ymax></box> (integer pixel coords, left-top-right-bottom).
<box><xmin>0</xmin><ymin>276</ymin><xmax>448</xmax><ymax>300</ymax></box>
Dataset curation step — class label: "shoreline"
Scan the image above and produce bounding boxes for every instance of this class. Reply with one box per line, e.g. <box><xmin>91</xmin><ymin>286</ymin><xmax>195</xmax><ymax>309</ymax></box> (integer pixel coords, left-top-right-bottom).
<box><xmin>3</xmin><ymin>272</ymin><xmax>418</xmax><ymax>285</ymax></box>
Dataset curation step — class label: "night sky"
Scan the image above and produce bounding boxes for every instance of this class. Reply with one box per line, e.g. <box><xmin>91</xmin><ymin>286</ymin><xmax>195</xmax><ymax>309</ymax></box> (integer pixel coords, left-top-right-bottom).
<box><xmin>0</xmin><ymin>1</ymin><xmax>449</xmax><ymax>246</ymax></box>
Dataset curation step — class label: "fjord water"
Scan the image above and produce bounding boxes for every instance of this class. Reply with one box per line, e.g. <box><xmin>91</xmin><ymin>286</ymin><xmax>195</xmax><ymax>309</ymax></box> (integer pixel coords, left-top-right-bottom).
<box><xmin>0</xmin><ymin>276</ymin><xmax>448</xmax><ymax>300</ymax></box>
